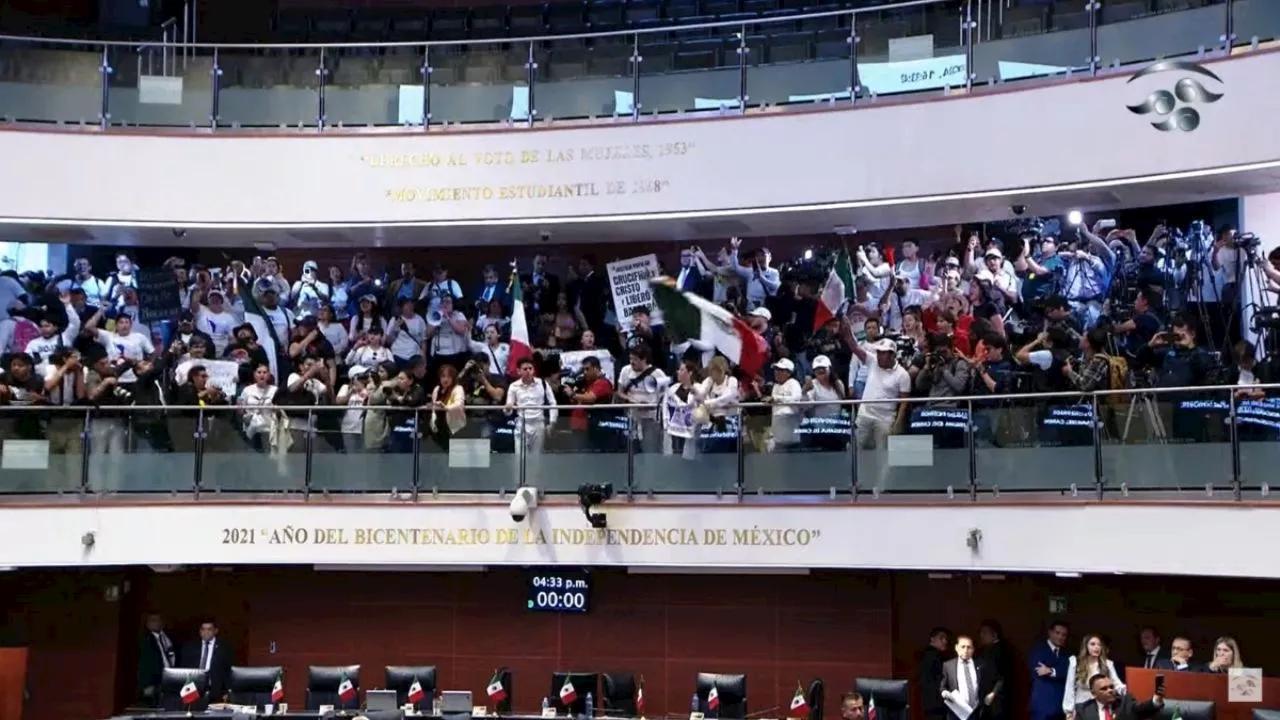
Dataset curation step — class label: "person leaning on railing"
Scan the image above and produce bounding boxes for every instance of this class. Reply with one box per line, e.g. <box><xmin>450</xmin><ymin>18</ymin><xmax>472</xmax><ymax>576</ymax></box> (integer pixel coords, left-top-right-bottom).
<box><xmin>169</xmin><ymin>361</ymin><xmax>229</xmax><ymax>455</ymax></box>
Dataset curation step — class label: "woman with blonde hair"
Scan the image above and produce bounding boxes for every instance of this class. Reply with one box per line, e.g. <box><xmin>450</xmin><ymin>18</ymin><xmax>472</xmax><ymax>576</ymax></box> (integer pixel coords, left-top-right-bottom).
<box><xmin>1063</xmin><ymin>634</ymin><xmax>1125</xmax><ymax>718</ymax></box>
<box><xmin>1208</xmin><ymin>637</ymin><xmax>1244</xmax><ymax>673</ymax></box>
<box><xmin>692</xmin><ymin>355</ymin><xmax>739</xmax><ymax>454</ymax></box>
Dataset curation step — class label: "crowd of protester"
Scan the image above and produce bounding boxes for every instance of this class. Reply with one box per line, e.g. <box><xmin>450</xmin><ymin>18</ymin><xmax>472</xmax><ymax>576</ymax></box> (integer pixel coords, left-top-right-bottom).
<box><xmin>0</xmin><ymin>215</ymin><xmax>1278</xmax><ymax>477</ymax></box>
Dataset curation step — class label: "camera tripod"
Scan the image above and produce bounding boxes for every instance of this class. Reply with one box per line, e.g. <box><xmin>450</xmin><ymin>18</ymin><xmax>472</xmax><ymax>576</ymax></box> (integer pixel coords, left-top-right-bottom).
<box><xmin>1119</xmin><ymin>388</ymin><xmax>1168</xmax><ymax>444</ymax></box>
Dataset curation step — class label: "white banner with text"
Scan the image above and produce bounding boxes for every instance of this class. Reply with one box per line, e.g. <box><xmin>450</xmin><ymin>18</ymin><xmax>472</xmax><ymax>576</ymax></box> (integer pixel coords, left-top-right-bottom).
<box><xmin>0</xmin><ymin>50</ymin><xmax>1278</xmax><ymax>226</ymax></box>
<box><xmin>3</xmin><ymin>503</ymin><xmax>1280</xmax><ymax>577</ymax></box>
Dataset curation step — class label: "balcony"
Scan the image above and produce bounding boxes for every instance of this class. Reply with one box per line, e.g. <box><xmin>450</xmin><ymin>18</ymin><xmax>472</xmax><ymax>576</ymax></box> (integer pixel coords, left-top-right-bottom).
<box><xmin>0</xmin><ymin>0</ymin><xmax>1273</xmax><ymax>129</ymax></box>
<box><xmin>1</xmin><ymin>383</ymin><xmax>1275</xmax><ymax>500</ymax></box>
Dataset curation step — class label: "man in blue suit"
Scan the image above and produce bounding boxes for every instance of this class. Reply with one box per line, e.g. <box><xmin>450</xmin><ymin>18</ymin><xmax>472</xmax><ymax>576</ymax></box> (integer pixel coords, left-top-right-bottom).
<box><xmin>1029</xmin><ymin>621</ymin><xmax>1071</xmax><ymax>720</ymax></box>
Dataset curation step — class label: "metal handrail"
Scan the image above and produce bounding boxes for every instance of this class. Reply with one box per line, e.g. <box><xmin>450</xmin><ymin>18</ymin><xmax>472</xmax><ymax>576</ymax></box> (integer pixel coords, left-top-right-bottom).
<box><xmin>0</xmin><ymin>0</ymin><xmax>946</xmax><ymax>50</ymax></box>
<box><xmin>0</xmin><ymin>381</ymin><xmax>1266</xmax><ymax>413</ymax></box>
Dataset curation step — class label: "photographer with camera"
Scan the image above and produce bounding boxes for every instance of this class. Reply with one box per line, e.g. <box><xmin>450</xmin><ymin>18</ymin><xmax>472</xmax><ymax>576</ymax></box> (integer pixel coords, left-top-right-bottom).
<box><xmin>169</xmin><ymin>360</ymin><xmax>229</xmax><ymax>455</ymax></box>
<box><xmin>84</xmin><ymin>345</ymin><xmax>138</xmax><ymax>489</ymax></box>
<box><xmin>1108</xmin><ymin>289</ymin><xmax>1164</xmax><ymax>358</ymax></box>
<box><xmin>561</xmin><ymin>354</ymin><xmax>620</xmax><ymax>453</ymax></box>
<box><xmin>1138</xmin><ymin>316</ymin><xmax>1214</xmax><ymax>442</ymax></box>
<box><xmin>290</xmin><ymin>260</ymin><xmax>332</xmax><ymax>316</ymax></box>
<box><xmin>1059</xmin><ymin>221</ymin><xmax>1119</xmax><ymax>330</ymax></box>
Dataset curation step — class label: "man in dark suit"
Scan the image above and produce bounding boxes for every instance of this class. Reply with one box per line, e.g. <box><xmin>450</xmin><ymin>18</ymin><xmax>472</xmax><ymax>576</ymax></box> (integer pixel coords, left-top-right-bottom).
<box><xmin>136</xmin><ymin>612</ymin><xmax>176</xmax><ymax>706</ymax></box>
<box><xmin>1029</xmin><ymin>621</ymin><xmax>1071</xmax><ymax>720</ymax></box>
<box><xmin>941</xmin><ymin>635</ymin><xmax>1003</xmax><ymax>720</ymax></box>
<box><xmin>978</xmin><ymin>620</ymin><xmax>1013</xmax><ymax>720</ymax></box>
<box><xmin>179</xmin><ymin>619</ymin><xmax>233</xmax><ymax>703</ymax></box>
<box><xmin>520</xmin><ymin>254</ymin><xmax>559</xmax><ymax>317</ymax></box>
<box><xmin>918</xmin><ymin>627</ymin><xmax>952</xmax><ymax>720</ymax></box>
<box><xmin>1154</xmin><ymin>636</ymin><xmax>1207</xmax><ymax>673</ymax></box>
<box><xmin>1072</xmin><ymin>673</ymin><xmax>1163</xmax><ymax>720</ymax></box>
<box><xmin>1134</xmin><ymin>627</ymin><xmax>1171</xmax><ymax>671</ymax></box>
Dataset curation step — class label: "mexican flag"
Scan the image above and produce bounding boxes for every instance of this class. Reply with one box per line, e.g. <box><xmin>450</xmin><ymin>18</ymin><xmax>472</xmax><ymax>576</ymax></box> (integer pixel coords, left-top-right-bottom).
<box><xmin>707</xmin><ymin>686</ymin><xmax>721</xmax><ymax>711</ymax></box>
<box><xmin>650</xmin><ymin>279</ymin><xmax>766</xmax><ymax>378</ymax></box>
<box><xmin>789</xmin><ymin>685</ymin><xmax>809</xmax><ymax>717</ymax></box>
<box><xmin>507</xmin><ymin>268</ymin><xmax>532</xmax><ymax>376</ymax></box>
<box><xmin>559</xmin><ymin>677</ymin><xmax>578</xmax><ymax>705</ymax></box>
<box><xmin>271</xmin><ymin>675</ymin><xmax>284</xmax><ymax>702</ymax></box>
<box><xmin>487</xmin><ymin>671</ymin><xmax>508</xmax><ymax>703</ymax></box>
<box><xmin>179</xmin><ymin>679</ymin><xmax>200</xmax><ymax>705</ymax></box>
<box><xmin>636</xmin><ymin>681</ymin><xmax>645</xmax><ymax>715</ymax></box>
<box><xmin>337</xmin><ymin>674</ymin><xmax>356</xmax><ymax>703</ymax></box>
<box><xmin>238</xmin><ymin>278</ymin><xmax>282</xmax><ymax>382</ymax></box>
<box><xmin>814</xmin><ymin>250</ymin><xmax>855</xmax><ymax>330</ymax></box>
<box><xmin>408</xmin><ymin>678</ymin><xmax>426</xmax><ymax>704</ymax></box>
<box><xmin>867</xmin><ymin>694</ymin><xmax>876</xmax><ymax>720</ymax></box>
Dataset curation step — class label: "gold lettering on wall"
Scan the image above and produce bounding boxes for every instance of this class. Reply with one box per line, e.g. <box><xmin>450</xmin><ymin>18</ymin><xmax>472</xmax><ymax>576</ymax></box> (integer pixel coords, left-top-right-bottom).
<box><xmin>360</xmin><ymin>141</ymin><xmax>696</xmax><ymax>205</ymax></box>
<box><xmin>220</xmin><ymin>525</ymin><xmax>821</xmax><ymax>548</ymax></box>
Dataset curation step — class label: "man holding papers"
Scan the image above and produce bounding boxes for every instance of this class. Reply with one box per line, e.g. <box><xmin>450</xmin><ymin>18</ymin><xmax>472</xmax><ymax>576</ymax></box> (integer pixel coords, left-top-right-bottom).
<box><xmin>941</xmin><ymin>636</ymin><xmax>1003</xmax><ymax>720</ymax></box>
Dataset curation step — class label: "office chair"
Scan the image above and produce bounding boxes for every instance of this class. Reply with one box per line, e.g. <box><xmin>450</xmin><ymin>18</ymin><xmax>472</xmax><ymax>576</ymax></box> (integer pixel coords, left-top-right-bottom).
<box><xmin>1253</xmin><ymin>710</ymin><xmax>1279</xmax><ymax>720</ymax></box>
<box><xmin>307</xmin><ymin>664</ymin><xmax>361</xmax><ymax>711</ymax></box>
<box><xmin>695</xmin><ymin>672</ymin><xmax>747</xmax><ymax>719</ymax></box>
<box><xmin>386</xmin><ymin>665</ymin><xmax>437</xmax><ymax>713</ymax></box>
<box><xmin>227</xmin><ymin>666</ymin><xmax>283</xmax><ymax>706</ymax></box>
<box><xmin>806</xmin><ymin>679</ymin><xmax>824</xmax><ymax>720</ymax></box>
<box><xmin>854</xmin><ymin>678</ymin><xmax>909</xmax><ymax>720</ymax></box>
<box><xmin>1155</xmin><ymin>700</ymin><xmax>1214</xmax><ymax>720</ymax></box>
<box><xmin>159</xmin><ymin>668</ymin><xmax>209</xmax><ymax>712</ymax></box>
<box><xmin>602</xmin><ymin>673</ymin><xmax>637</xmax><ymax>716</ymax></box>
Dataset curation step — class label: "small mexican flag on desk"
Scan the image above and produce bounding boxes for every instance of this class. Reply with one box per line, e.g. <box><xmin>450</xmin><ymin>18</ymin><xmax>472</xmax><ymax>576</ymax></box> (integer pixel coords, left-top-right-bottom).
<box><xmin>271</xmin><ymin>674</ymin><xmax>285</xmax><ymax>702</ymax></box>
<box><xmin>636</xmin><ymin>678</ymin><xmax>646</xmax><ymax>715</ymax></box>
<box><xmin>867</xmin><ymin>694</ymin><xmax>877</xmax><ymax>720</ymax></box>
<box><xmin>179</xmin><ymin>679</ymin><xmax>200</xmax><ymax>705</ymax></box>
<box><xmin>707</xmin><ymin>686</ymin><xmax>721</xmax><ymax>711</ymax></box>
<box><xmin>559</xmin><ymin>677</ymin><xmax>578</xmax><ymax>705</ymax></box>
<box><xmin>789</xmin><ymin>684</ymin><xmax>809</xmax><ymax>717</ymax></box>
<box><xmin>337</xmin><ymin>673</ymin><xmax>356</xmax><ymax>703</ymax></box>
<box><xmin>408</xmin><ymin>677</ymin><xmax>427</xmax><ymax>704</ymax></box>
<box><xmin>487</xmin><ymin>671</ymin><xmax>508</xmax><ymax>703</ymax></box>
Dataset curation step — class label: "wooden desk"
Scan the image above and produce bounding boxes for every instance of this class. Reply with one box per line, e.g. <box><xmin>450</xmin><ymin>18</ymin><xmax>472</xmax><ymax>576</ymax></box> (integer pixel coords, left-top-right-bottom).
<box><xmin>1128</xmin><ymin>668</ymin><xmax>1280</xmax><ymax>720</ymax></box>
<box><xmin>0</xmin><ymin>647</ymin><xmax>27</xmax><ymax>720</ymax></box>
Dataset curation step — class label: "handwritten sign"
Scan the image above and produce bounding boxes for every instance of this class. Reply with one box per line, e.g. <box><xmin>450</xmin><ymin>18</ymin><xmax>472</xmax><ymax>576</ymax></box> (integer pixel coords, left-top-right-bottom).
<box><xmin>135</xmin><ymin>268</ymin><xmax>182</xmax><ymax>326</ymax></box>
<box><xmin>559</xmin><ymin>349</ymin><xmax>616</xmax><ymax>384</ymax></box>
<box><xmin>173</xmin><ymin>359</ymin><xmax>241</xmax><ymax>396</ymax></box>
<box><xmin>607</xmin><ymin>254</ymin><xmax>664</xmax><ymax>331</ymax></box>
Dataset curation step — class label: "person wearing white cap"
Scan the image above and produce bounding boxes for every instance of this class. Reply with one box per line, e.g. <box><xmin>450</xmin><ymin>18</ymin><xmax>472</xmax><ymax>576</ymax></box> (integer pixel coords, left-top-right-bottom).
<box><xmin>974</xmin><ymin>247</ymin><xmax>1018</xmax><ymax>311</ymax></box>
<box><xmin>847</xmin><ymin>337</ymin><xmax>911</xmax><ymax>454</ymax></box>
<box><xmin>335</xmin><ymin>365</ymin><xmax>373</xmax><ymax>454</ymax></box>
<box><xmin>766</xmin><ymin>357</ymin><xmax>803</xmax><ymax>451</ymax></box>
<box><xmin>804</xmin><ymin>354</ymin><xmax>848</xmax><ymax>451</ymax></box>
<box><xmin>290</xmin><ymin>260</ymin><xmax>332</xmax><ymax>315</ymax></box>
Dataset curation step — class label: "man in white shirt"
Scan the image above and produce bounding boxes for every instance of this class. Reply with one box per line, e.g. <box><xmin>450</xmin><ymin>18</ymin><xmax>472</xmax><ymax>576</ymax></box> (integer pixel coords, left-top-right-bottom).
<box><xmin>615</xmin><ymin>345</ymin><xmax>670</xmax><ymax>451</ymax></box>
<box><xmin>505</xmin><ymin>356</ymin><xmax>557</xmax><ymax>484</ymax></box>
<box><xmin>387</xmin><ymin>298</ymin><xmax>427</xmax><ymax>363</ymax></box>
<box><xmin>55</xmin><ymin>258</ymin><xmax>107</xmax><ymax>306</ymax></box>
<box><xmin>766</xmin><ymin>358</ymin><xmax>803</xmax><ymax>451</ymax></box>
<box><xmin>419</xmin><ymin>264</ymin><xmax>464</xmax><ymax>317</ymax></box>
<box><xmin>849</xmin><ymin>337</ymin><xmax>911</xmax><ymax>454</ymax></box>
<box><xmin>255</xmin><ymin>284</ymin><xmax>294</xmax><ymax>343</ymax></box>
<box><xmin>195</xmin><ymin>289</ymin><xmax>237</xmax><ymax>358</ymax></box>
<box><xmin>25</xmin><ymin>296</ymin><xmax>81</xmax><ymax>372</ymax></box>
<box><xmin>107</xmin><ymin>315</ymin><xmax>156</xmax><ymax>384</ymax></box>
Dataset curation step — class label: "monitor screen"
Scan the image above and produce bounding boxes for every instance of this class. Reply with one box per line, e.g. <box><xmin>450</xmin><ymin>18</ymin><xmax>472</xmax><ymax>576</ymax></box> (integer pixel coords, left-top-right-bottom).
<box><xmin>527</xmin><ymin>569</ymin><xmax>591</xmax><ymax>613</ymax></box>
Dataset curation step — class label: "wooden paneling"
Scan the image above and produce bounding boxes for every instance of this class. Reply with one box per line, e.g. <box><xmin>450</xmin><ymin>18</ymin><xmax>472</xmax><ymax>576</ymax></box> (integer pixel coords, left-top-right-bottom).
<box><xmin>154</xmin><ymin>567</ymin><xmax>894</xmax><ymax>719</ymax></box>
<box><xmin>0</xmin><ymin>569</ymin><xmax>125</xmax><ymax>720</ymax></box>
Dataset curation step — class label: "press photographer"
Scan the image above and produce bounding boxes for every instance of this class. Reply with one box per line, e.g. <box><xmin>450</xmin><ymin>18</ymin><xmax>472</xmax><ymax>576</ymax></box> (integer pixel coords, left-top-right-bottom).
<box><xmin>911</xmin><ymin>332</ymin><xmax>972</xmax><ymax>449</ymax></box>
<box><xmin>1140</xmin><ymin>316</ymin><xmax>1214</xmax><ymax>442</ymax></box>
<box><xmin>560</xmin><ymin>355</ymin><xmax>623</xmax><ymax>453</ymax></box>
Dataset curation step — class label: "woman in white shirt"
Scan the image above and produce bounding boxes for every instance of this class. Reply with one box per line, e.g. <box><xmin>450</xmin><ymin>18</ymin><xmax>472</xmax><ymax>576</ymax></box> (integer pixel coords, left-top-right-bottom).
<box><xmin>348</xmin><ymin>294</ymin><xmax>384</xmax><ymax>342</ymax></box>
<box><xmin>1063</xmin><ymin>634</ymin><xmax>1125</xmax><ymax>717</ymax></box>
<box><xmin>386</xmin><ymin>298</ymin><xmax>427</xmax><ymax>364</ymax></box>
<box><xmin>470</xmin><ymin>324</ymin><xmax>510</xmax><ymax>377</ymax></box>
<box><xmin>237</xmin><ymin>363</ymin><xmax>278</xmax><ymax>452</ymax></box>
<box><xmin>425</xmin><ymin>295</ymin><xmax>470</xmax><ymax>369</ymax></box>
<box><xmin>767</xmin><ymin>358</ymin><xmax>803</xmax><ymax>452</ymax></box>
<box><xmin>693</xmin><ymin>356</ymin><xmax>739</xmax><ymax>454</ymax></box>
<box><xmin>335</xmin><ymin>366</ymin><xmax>371</xmax><ymax>454</ymax></box>
<box><xmin>894</xmin><ymin>239</ymin><xmax>928</xmax><ymax>290</ymax></box>
<box><xmin>284</xmin><ymin>356</ymin><xmax>330</xmax><ymax>450</ymax></box>
<box><xmin>346</xmin><ymin>326</ymin><xmax>393</xmax><ymax>369</ymax></box>
<box><xmin>662</xmin><ymin>359</ymin><xmax>702</xmax><ymax>460</ymax></box>
<box><xmin>315</xmin><ymin>303</ymin><xmax>348</xmax><ymax>357</ymax></box>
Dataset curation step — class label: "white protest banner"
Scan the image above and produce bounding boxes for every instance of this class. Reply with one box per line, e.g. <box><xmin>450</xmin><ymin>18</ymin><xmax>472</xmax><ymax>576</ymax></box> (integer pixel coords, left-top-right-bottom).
<box><xmin>174</xmin><ymin>359</ymin><xmax>241</xmax><ymax>396</ymax></box>
<box><xmin>661</xmin><ymin>395</ymin><xmax>695</xmax><ymax>439</ymax></box>
<box><xmin>606</xmin><ymin>254</ymin><xmax>664</xmax><ymax>332</ymax></box>
<box><xmin>559</xmin><ymin>349</ymin><xmax>616</xmax><ymax>384</ymax></box>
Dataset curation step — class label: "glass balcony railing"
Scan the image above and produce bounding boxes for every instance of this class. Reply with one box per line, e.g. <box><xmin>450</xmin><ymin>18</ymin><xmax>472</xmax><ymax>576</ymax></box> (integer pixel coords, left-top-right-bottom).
<box><xmin>0</xmin><ymin>0</ymin><xmax>1273</xmax><ymax>131</ymax></box>
<box><xmin>0</xmin><ymin>383</ymin><xmax>1276</xmax><ymax>498</ymax></box>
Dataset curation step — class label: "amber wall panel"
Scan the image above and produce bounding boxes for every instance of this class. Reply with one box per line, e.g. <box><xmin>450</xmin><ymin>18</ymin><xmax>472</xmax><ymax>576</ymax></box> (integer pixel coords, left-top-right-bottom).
<box><xmin>225</xmin><ymin>568</ymin><xmax>892</xmax><ymax>718</ymax></box>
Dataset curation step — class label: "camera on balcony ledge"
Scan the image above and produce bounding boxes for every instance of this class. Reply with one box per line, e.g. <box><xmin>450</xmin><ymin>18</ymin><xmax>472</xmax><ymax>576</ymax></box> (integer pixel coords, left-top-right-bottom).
<box><xmin>578</xmin><ymin>483</ymin><xmax>614</xmax><ymax>529</ymax></box>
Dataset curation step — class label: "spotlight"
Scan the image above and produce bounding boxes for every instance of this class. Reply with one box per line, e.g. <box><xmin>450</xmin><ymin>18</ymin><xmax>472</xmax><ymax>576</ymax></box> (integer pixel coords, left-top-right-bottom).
<box><xmin>803</xmin><ymin>249</ymin><xmax>814</xmax><ymax>261</ymax></box>
<box><xmin>1067</xmin><ymin>210</ymin><xmax>1083</xmax><ymax>226</ymax></box>
<box><xmin>578</xmin><ymin>483</ymin><xmax>614</xmax><ymax>529</ymax></box>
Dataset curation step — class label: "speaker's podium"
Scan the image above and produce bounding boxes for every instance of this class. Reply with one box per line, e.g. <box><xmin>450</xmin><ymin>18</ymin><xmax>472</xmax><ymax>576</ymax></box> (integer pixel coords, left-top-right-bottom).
<box><xmin>1128</xmin><ymin>668</ymin><xmax>1280</xmax><ymax>720</ymax></box>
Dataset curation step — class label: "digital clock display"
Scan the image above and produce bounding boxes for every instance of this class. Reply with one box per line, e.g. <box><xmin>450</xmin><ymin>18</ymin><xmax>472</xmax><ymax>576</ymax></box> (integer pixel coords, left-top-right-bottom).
<box><xmin>527</xmin><ymin>570</ymin><xmax>591</xmax><ymax>613</ymax></box>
